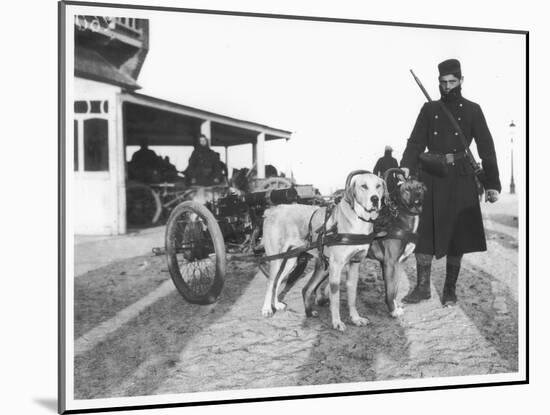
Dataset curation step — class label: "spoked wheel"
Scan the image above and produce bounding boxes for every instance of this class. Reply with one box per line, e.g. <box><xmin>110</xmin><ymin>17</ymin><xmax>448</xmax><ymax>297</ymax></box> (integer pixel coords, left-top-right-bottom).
<box><xmin>165</xmin><ymin>201</ymin><xmax>226</xmax><ymax>304</ymax></box>
<box><xmin>126</xmin><ymin>182</ymin><xmax>162</xmax><ymax>226</ymax></box>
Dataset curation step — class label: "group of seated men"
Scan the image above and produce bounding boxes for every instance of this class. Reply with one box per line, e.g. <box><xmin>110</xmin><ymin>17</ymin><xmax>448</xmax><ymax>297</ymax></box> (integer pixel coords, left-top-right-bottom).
<box><xmin>127</xmin><ymin>140</ymin><xmax>180</xmax><ymax>183</ymax></box>
<box><xmin>128</xmin><ymin>136</ymin><xmax>281</xmax><ymax>188</ymax></box>
<box><xmin>127</xmin><ymin>137</ymin><xmax>227</xmax><ymax>186</ymax></box>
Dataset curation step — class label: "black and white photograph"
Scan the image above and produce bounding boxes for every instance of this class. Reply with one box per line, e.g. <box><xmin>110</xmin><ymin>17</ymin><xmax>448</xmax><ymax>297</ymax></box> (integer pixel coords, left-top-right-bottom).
<box><xmin>57</xmin><ymin>0</ymin><xmax>530</xmax><ymax>413</ymax></box>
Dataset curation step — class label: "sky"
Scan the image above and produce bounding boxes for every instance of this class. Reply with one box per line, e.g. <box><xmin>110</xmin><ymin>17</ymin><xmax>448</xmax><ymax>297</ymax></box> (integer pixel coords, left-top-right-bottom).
<box><xmin>134</xmin><ymin>11</ymin><xmax>526</xmax><ymax>194</ymax></box>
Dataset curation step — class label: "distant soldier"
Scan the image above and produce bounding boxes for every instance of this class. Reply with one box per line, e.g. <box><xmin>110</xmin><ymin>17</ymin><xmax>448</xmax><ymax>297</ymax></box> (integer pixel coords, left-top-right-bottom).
<box><xmin>373</xmin><ymin>145</ymin><xmax>398</xmax><ymax>177</ymax></box>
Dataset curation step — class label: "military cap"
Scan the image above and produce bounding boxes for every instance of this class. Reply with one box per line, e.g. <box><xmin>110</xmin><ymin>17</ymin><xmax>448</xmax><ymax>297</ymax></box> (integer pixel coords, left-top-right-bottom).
<box><xmin>438</xmin><ymin>59</ymin><xmax>462</xmax><ymax>77</ymax></box>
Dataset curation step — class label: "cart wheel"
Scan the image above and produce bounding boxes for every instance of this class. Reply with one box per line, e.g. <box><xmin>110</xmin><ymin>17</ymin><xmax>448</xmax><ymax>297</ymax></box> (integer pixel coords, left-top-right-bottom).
<box><xmin>126</xmin><ymin>182</ymin><xmax>162</xmax><ymax>226</ymax></box>
<box><xmin>165</xmin><ymin>201</ymin><xmax>226</xmax><ymax>304</ymax></box>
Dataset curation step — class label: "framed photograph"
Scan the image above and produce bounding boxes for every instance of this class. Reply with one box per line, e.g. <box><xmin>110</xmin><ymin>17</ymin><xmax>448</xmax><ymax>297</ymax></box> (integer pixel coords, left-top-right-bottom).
<box><xmin>59</xmin><ymin>1</ymin><xmax>528</xmax><ymax>413</ymax></box>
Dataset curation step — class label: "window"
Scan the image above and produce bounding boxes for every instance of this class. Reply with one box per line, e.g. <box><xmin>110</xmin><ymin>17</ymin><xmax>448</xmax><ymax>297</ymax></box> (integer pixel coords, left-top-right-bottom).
<box><xmin>74</xmin><ymin>101</ymin><xmax>88</xmax><ymax>113</ymax></box>
<box><xmin>74</xmin><ymin>100</ymin><xmax>108</xmax><ymax>114</ymax></box>
<box><xmin>74</xmin><ymin>120</ymin><xmax>79</xmax><ymax>171</ymax></box>
<box><xmin>90</xmin><ymin>100</ymin><xmax>102</xmax><ymax>113</ymax></box>
<box><xmin>74</xmin><ymin>99</ymin><xmax>110</xmax><ymax>172</ymax></box>
<box><xmin>84</xmin><ymin>118</ymin><xmax>109</xmax><ymax>171</ymax></box>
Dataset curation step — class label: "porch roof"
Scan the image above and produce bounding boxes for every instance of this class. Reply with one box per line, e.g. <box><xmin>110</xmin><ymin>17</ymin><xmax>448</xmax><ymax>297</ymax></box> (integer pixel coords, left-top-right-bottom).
<box><xmin>121</xmin><ymin>92</ymin><xmax>292</xmax><ymax>147</ymax></box>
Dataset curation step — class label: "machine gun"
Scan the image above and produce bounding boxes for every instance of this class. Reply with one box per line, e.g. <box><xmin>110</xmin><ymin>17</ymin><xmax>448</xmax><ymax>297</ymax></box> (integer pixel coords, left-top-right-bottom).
<box><xmin>209</xmin><ymin>187</ymin><xmax>299</xmax><ymax>244</ymax></box>
<box><xmin>156</xmin><ymin>185</ymin><xmax>302</xmax><ymax>305</ymax></box>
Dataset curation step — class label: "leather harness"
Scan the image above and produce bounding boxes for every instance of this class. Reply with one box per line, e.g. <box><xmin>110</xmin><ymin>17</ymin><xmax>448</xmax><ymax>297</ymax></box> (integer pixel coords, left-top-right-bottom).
<box><xmin>262</xmin><ymin>171</ymin><xmax>424</xmax><ymax>264</ymax></box>
<box><xmin>259</xmin><ymin>175</ymin><xmax>420</xmax><ymax>285</ymax></box>
<box><xmin>261</xmin><ymin>201</ymin><xmax>384</xmax><ymax>263</ymax></box>
<box><xmin>375</xmin><ymin>177</ymin><xmax>421</xmax><ymax>244</ymax></box>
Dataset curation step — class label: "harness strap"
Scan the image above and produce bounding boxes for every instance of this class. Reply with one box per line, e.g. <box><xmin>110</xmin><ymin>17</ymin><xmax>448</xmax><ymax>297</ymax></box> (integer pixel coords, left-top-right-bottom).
<box><xmin>261</xmin><ymin>231</ymin><xmax>387</xmax><ymax>262</ymax></box>
<box><xmin>270</xmin><ymin>248</ymin><xmax>291</xmax><ymax>306</ymax></box>
<box><xmin>306</xmin><ymin>205</ymin><xmax>336</xmax><ymax>268</ymax></box>
<box><xmin>379</xmin><ymin>228</ymin><xmax>419</xmax><ymax>244</ymax></box>
<box><xmin>307</xmin><ymin>206</ymin><xmax>333</xmax><ymax>241</ymax></box>
<box><xmin>328</xmin><ymin>232</ymin><xmax>387</xmax><ymax>246</ymax></box>
<box><xmin>318</xmin><ymin>206</ymin><xmax>334</xmax><ymax>267</ymax></box>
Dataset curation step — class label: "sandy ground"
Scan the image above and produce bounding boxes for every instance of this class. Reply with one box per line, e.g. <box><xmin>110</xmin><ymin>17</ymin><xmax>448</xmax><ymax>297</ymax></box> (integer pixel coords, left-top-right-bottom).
<box><xmin>73</xmin><ymin>194</ymin><xmax>520</xmax><ymax>399</ymax></box>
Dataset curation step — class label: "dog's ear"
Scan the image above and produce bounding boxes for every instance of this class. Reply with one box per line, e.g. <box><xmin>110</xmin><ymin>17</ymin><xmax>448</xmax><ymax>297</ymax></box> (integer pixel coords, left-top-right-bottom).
<box><xmin>344</xmin><ymin>170</ymin><xmax>370</xmax><ymax>205</ymax></box>
<box><xmin>344</xmin><ymin>175</ymin><xmax>356</xmax><ymax>205</ymax></box>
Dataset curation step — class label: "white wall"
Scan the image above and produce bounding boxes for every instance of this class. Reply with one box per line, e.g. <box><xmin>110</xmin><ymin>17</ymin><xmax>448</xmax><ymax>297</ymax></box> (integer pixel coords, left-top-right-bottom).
<box><xmin>73</xmin><ymin>77</ymin><xmax>123</xmax><ymax>235</ymax></box>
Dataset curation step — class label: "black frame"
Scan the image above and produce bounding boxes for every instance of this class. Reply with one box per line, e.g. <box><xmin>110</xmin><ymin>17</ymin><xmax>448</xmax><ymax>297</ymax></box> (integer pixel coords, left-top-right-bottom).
<box><xmin>59</xmin><ymin>1</ymin><xmax>529</xmax><ymax>413</ymax></box>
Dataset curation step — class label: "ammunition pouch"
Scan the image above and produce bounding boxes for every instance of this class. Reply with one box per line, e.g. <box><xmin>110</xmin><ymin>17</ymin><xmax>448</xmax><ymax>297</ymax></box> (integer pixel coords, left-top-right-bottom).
<box><xmin>418</xmin><ymin>152</ymin><xmax>449</xmax><ymax>177</ymax></box>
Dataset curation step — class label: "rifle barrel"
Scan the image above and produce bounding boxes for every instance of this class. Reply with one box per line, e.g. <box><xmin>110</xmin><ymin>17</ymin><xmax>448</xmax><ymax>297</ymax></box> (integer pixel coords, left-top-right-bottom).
<box><xmin>410</xmin><ymin>69</ymin><xmax>433</xmax><ymax>102</ymax></box>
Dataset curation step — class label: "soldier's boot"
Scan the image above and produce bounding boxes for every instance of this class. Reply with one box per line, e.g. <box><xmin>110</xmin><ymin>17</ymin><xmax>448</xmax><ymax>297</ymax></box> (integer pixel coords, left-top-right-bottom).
<box><xmin>442</xmin><ymin>255</ymin><xmax>462</xmax><ymax>307</ymax></box>
<box><xmin>402</xmin><ymin>254</ymin><xmax>433</xmax><ymax>303</ymax></box>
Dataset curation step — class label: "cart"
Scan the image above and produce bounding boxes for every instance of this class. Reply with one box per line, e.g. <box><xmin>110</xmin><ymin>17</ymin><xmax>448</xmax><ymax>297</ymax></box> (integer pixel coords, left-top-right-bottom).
<box><xmin>158</xmin><ymin>180</ymin><xmax>384</xmax><ymax>305</ymax></box>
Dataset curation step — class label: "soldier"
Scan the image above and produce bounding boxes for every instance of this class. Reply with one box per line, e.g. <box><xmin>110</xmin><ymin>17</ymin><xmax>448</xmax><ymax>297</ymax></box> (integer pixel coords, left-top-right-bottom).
<box><xmin>400</xmin><ymin>59</ymin><xmax>501</xmax><ymax>307</ymax></box>
<box><xmin>373</xmin><ymin>145</ymin><xmax>399</xmax><ymax>177</ymax></box>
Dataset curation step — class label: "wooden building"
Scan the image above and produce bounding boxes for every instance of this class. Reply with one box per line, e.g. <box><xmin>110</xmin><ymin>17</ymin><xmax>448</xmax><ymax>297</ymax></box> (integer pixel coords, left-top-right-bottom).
<box><xmin>73</xmin><ymin>16</ymin><xmax>291</xmax><ymax>235</ymax></box>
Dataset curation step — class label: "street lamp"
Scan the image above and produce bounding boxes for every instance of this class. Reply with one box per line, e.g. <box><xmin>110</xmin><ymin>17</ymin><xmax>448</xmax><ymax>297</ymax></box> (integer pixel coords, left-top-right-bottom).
<box><xmin>509</xmin><ymin>120</ymin><xmax>516</xmax><ymax>194</ymax></box>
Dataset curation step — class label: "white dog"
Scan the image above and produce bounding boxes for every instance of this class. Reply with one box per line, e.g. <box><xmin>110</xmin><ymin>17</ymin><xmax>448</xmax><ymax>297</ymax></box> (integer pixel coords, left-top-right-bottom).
<box><xmin>261</xmin><ymin>171</ymin><xmax>386</xmax><ymax>331</ymax></box>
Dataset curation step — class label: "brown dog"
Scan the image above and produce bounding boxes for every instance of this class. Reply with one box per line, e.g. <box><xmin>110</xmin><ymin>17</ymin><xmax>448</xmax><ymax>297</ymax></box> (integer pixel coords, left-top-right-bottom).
<box><xmin>366</xmin><ymin>169</ymin><xmax>426</xmax><ymax>316</ymax></box>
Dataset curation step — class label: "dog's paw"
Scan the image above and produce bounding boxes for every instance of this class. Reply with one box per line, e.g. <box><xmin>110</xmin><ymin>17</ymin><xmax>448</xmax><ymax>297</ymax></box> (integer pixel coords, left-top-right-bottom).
<box><xmin>351</xmin><ymin>316</ymin><xmax>370</xmax><ymax>326</ymax></box>
<box><xmin>274</xmin><ymin>301</ymin><xmax>287</xmax><ymax>311</ymax></box>
<box><xmin>332</xmin><ymin>320</ymin><xmax>347</xmax><ymax>332</ymax></box>
<box><xmin>261</xmin><ymin>306</ymin><xmax>274</xmax><ymax>317</ymax></box>
<box><xmin>390</xmin><ymin>306</ymin><xmax>404</xmax><ymax>318</ymax></box>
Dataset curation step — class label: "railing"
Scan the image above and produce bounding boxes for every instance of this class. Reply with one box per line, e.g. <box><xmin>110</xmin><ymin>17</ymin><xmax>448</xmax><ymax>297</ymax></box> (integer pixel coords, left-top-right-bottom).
<box><xmin>74</xmin><ymin>16</ymin><xmax>143</xmax><ymax>36</ymax></box>
<box><xmin>114</xmin><ymin>17</ymin><xmax>143</xmax><ymax>35</ymax></box>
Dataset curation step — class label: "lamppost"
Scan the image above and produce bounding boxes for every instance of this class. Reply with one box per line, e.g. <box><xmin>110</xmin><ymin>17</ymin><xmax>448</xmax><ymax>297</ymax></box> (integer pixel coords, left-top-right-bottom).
<box><xmin>509</xmin><ymin>120</ymin><xmax>516</xmax><ymax>194</ymax></box>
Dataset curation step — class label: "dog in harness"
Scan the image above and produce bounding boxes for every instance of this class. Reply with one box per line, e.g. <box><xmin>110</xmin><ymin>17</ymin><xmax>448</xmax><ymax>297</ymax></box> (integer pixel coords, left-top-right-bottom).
<box><xmin>261</xmin><ymin>170</ymin><xmax>386</xmax><ymax>331</ymax></box>
<box><xmin>367</xmin><ymin>169</ymin><xmax>426</xmax><ymax>316</ymax></box>
<box><xmin>314</xmin><ymin>168</ymin><xmax>426</xmax><ymax>317</ymax></box>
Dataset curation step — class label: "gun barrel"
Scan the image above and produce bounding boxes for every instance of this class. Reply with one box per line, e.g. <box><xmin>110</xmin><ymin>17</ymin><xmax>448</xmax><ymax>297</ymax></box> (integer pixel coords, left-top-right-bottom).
<box><xmin>410</xmin><ymin>69</ymin><xmax>433</xmax><ymax>102</ymax></box>
<box><xmin>243</xmin><ymin>187</ymin><xmax>298</xmax><ymax>206</ymax></box>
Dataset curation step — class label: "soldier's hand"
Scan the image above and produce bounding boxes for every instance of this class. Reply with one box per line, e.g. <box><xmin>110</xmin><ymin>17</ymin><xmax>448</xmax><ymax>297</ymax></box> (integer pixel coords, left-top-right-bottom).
<box><xmin>485</xmin><ymin>189</ymin><xmax>499</xmax><ymax>203</ymax></box>
<box><xmin>401</xmin><ymin>167</ymin><xmax>410</xmax><ymax>178</ymax></box>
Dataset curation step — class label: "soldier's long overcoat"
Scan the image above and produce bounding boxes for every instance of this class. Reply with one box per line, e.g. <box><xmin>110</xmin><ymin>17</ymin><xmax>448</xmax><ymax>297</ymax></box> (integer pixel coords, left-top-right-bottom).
<box><xmin>400</xmin><ymin>88</ymin><xmax>501</xmax><ymax>258</ymax></box>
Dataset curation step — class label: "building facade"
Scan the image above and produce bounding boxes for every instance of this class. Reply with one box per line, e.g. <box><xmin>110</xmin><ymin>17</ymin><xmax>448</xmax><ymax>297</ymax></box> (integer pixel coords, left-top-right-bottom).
<box><xmin>73</xmin><ymin>15</ymin><xmax>291</xmax><ymax>235</ymax></box>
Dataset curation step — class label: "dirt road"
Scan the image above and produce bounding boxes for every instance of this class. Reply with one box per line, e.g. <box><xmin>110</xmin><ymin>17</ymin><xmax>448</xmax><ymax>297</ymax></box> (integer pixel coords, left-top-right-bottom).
<box><xmin>73</xmin><ymin>203</ymin><xmax>519</xmax><ymax>399</ymax></box>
